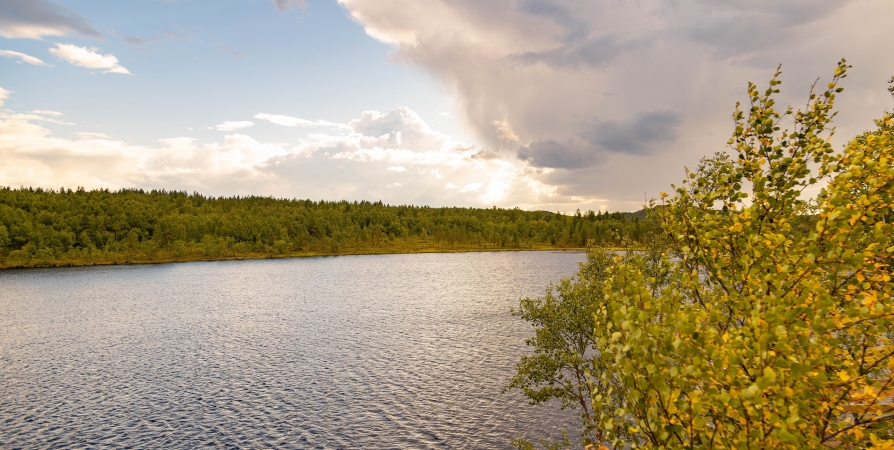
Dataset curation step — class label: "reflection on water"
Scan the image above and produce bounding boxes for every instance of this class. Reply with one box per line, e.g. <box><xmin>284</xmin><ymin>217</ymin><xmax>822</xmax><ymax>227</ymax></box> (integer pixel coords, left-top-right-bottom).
<box><xmin>0</xmin><ymin>251</ymin><xmax>585</xmax><ymax>448</ymax></box>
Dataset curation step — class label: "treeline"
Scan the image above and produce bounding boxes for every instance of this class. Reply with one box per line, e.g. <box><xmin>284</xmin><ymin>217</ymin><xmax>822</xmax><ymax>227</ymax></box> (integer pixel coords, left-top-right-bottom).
<box><xmin>0</xmin><ymin>187</ymin><xmax>652</xmax><ymax>268</ymax></box>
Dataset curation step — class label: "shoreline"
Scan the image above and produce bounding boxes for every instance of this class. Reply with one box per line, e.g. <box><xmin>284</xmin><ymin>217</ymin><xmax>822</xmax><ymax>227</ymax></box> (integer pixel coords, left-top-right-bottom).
<box><xmin>0</xmin><ymin>246</ymin><xmax>596</xmax><ymax>271</ymax></box>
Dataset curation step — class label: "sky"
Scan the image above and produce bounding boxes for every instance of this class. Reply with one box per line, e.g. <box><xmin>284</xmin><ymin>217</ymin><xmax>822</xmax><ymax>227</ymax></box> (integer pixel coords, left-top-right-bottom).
<box><xmin>1</xmin><ymin>0</ymin><xmax>892</xmax><ymax>212</ymax></box>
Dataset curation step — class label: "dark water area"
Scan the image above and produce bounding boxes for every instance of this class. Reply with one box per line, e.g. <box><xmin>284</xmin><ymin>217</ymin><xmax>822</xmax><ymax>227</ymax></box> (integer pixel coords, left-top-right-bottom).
<box><xmin>0</xmin><ymin>251</ymin><xmax>586</xmax><ymax>448</ymax></box>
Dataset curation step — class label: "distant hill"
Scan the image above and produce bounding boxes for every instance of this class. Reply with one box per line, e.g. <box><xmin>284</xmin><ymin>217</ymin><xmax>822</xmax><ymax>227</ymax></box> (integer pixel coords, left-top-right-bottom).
<box><xmin>622</xmin><ymin>205</ymin><xmax>666</xmax><ymax>221</ymax></box>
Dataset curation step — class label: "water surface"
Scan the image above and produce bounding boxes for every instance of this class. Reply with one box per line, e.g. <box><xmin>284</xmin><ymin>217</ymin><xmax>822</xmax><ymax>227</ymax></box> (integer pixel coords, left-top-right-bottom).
<box><xmin>0</xmin><ymin>251</ymin><xmax>586</xmax><ymax>448</ymax></box>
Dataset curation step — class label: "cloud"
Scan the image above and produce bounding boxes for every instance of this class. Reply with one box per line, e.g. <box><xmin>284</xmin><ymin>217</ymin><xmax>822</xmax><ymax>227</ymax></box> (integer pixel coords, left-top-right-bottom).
<box><xmin>471</xmin><ymin>149</ymin><xmax>502</xmax><ymax>161</ymax></box>
<box><xmin>13</xmin><ymin>112</ymin><xmax>74</xmax><ymax>126</ymax></box>
<box><xmin>460</xmin><ymin>183</ymin><xmax>481</xmax><ymax>193</ymax></box>
<box><xmin>583</xmin><ymin>109</ymin><xmax>681</xmax><ymax>155</ymax></box>
<box><xmin>49</xmin><ymin>44</ymin><xmax>131</xmax><ymax>74</ymax></box>
<box><xmin>123</xmin><ymin>36</ymin><xmax>149</xmax><ymax>46</ymax></box>
<box><xmin>491</xmin><ymin>119</ymin><xmax>519</xmax><ymax>143</ymax></box>
<box><xmin>0</xmin><ymin>0</ymin><xmax>103</xmax><ymax>40</ymax></box>
<box><xmin>680</xmin><ymin>1</ymin><xmax>847</xmax><ymax>64</ymax></box>
<box><xmin>119</xmin><ymin>35</ymin><xmax>156</xmax><ymax>54</ymax></box>
<box><xmin>254</xmin><ymin>113</ymin><xmax>350</xmax><ymax>130</ymax></box>
<box><xmin>0</xmin><ymin>49</ymin><xmax>50</xmax><ymax>66</ymax></box>
<box><xmin>347</xmin><ymin>107</ymin><xmax>454</xmax><ymax>152</ymax></box>
<box><xmin>518</xmin><ymin>139</ymin><xmax>595</xmax><ymax>169</ymax></box>
<box><xmin>75</xmin><ymin>132</ymin><xmax>112</xmax><ymax>139</ymax></box>
<box><xmin>517</xmin><ymin>109</ymin><xmax>679</xmax><ymax>168</ymax></box>
<box><xmin>510</xmin><ymin>34</ymin><xmax>631</xmax><ymax>70</ymax></box>
<box><xmin>273</xmin><ymin>0</ymin><xmax>309</xmax><ymax>13</ymax></box>
<box><xmin>0</xmin><ymin>103</ymin><xmax>573</xmax><ymax>210</ymax></box>
<box><xmin>29</xmin><ymin>110</ymin><xmax>63</xmax><ymax>116</ymax></box>
<box><xmin>337</xmin><ymin>0</ymin><xmax>894</xmax><ymax>205</ymax></box>
<box><xmin>214</xmin><ymin>121</ymin><xmax>255</xmax><ymax>131</ymax></box>
<box><xmin>218</xmin><ymin>44</ymin><xmax>244</xmax><ymax>60</ymax></box>
<box><xmin>0</xmin><ymin>101</ymin><xmax>74</xmax><ymax>125</ymax></box>
<box><xmin>110</xmin><ymin>28</ymin><xmax>189</xmax><ymax>52</ymax></box>
<box><xmin>163</xmin><ymin>30</ymin><xmax>186</xmax><ymax>40</ymax></box>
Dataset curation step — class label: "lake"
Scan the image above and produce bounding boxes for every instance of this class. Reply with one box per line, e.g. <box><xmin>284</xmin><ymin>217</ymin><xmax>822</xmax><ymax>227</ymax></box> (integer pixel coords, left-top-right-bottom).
<box><xmin>0</xmin><ymin>251</ymin><xmax>586</xmax><ymax>448</ymax></box>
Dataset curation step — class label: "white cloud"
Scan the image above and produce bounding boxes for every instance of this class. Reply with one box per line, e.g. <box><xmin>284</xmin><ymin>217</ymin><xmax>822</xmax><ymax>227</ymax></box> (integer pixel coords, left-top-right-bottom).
<box><xmin>0</xmin><ymin>49</ymin><xmax>50</xmax><ymax>66</ymax></box>
<box><xmin>0</xmin><ymin>92</ymin><xmax>73</xmax><ymax>125</ymax></box>
<box><xmin>49</xmin><ymin>44</ymin><xmax>131</xmax><ymax>74</ymax></box>
<box><xmin>13</xmin><ymin>112</ymin><xmax>74</xmax><ymax>126</ymax></box>
<box><xmin>214</xmin><ymin>121</ymin><xmax>255</xmax><ymax>131</ymax></box>
<box><xmin>0</xmin><ymin>102</ymin><xmax>591</xmax><ymax>210</ymax></box>
<box><xmin>254</xmin><ymin>113</ymin><xmax>350</xmax><ymax>130</ymax></box>
<box><xmin>75</xmin><ymin>132</ymin><xmax>112</xmax><ymax>139</ymax></box>
<box><xmin>347</xmin><ymin>107</ymin><xmax>461</xmax><ymax>153</ymax></box>
<box><xmin>29</xmin><ymin>110</ymin><xmax>63</xmax><ymax>116</ymax></box>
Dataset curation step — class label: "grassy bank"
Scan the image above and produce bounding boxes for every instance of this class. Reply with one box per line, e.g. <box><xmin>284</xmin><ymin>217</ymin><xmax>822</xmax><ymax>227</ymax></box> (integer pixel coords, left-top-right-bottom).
<box><xmin>0</xmin><ymin>239</ymin><xmax>590</xmax><ymax>269</ymax></box>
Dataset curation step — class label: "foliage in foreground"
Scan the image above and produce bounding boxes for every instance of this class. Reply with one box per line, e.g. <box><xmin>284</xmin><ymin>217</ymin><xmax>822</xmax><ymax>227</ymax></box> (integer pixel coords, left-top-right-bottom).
<box><xmin>510</xmin><ymin>62</ymin><xmax>894</xmax><ymax>449</ymax></box>
<box><xmin>0</xmin><ymin>188</ymin><xmax>651</xmax><ymax>268</ymax></box>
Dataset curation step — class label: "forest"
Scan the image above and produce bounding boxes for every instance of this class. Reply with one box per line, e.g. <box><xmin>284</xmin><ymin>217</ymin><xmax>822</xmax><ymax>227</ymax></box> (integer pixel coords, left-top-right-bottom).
<box><xmin>0</xmin><ymin>187</ymin><xmax>652</xmax><ymax>268</ymax></box>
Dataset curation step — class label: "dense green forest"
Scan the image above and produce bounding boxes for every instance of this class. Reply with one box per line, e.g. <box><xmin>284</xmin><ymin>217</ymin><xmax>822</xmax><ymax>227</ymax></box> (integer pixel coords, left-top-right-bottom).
<box><xmin>0</xmin><ymin>187</ymin><xmax>652</xmax><ymax>268</ymax></box>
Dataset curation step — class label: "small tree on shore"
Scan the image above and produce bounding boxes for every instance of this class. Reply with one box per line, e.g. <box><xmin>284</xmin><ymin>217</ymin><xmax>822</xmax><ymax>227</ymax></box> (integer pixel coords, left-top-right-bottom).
<box><xmin>510</xmin><ymin>61</ymin><xmax>894</xmax><ymax>449</ymax></box>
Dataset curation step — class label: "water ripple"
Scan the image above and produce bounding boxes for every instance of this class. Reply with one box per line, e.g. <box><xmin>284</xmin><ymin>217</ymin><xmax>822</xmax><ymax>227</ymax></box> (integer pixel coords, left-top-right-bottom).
<box><xmin>0</xmin><ymin>252</ymin><xmax>584</xmax><ymax>448</ymax></box>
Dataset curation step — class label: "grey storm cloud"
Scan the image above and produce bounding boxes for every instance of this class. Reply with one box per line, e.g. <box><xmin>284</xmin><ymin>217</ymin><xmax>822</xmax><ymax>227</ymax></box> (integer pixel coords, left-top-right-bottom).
<box><xmin>517</xmin><ymin>110</ymin><xmax>680</xmax><ymax>169</ymax></box>
<box><xmin>511</xmin><ymin>34</ymin><xmax>629</xmax><ymax>70</ymax></box>
<box><xmin>338</xmin><ymin>0</ymin><xmax>894</xmax><ymax>209</ymax></box>
<box><xmin>0</xmin><ymin>0</ymin><xmax>103</xmax><ymax>40</ymax></box>
<box><xmin>583</xmin><ymin>110</ymin><xmax>681</xmax><ymax>155</ymax></box>
<box><xmin>680</xmin><ymin>1</ymin><xmax>851</xmax><ymax>64</ymax></box>
<box><xmin>517</xmin><ymin>139</ymin><xmax>595</xmax><ymax>169</ymax></box>
<box><xmin>511</xmin><ymin>0</ymin><xmax>629</xmax><ymax>70</ymax></box>
<box><xmin>516</xmin><ymin>0</ymin><xmax>588</xmax><ymax>41</ymax></box>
